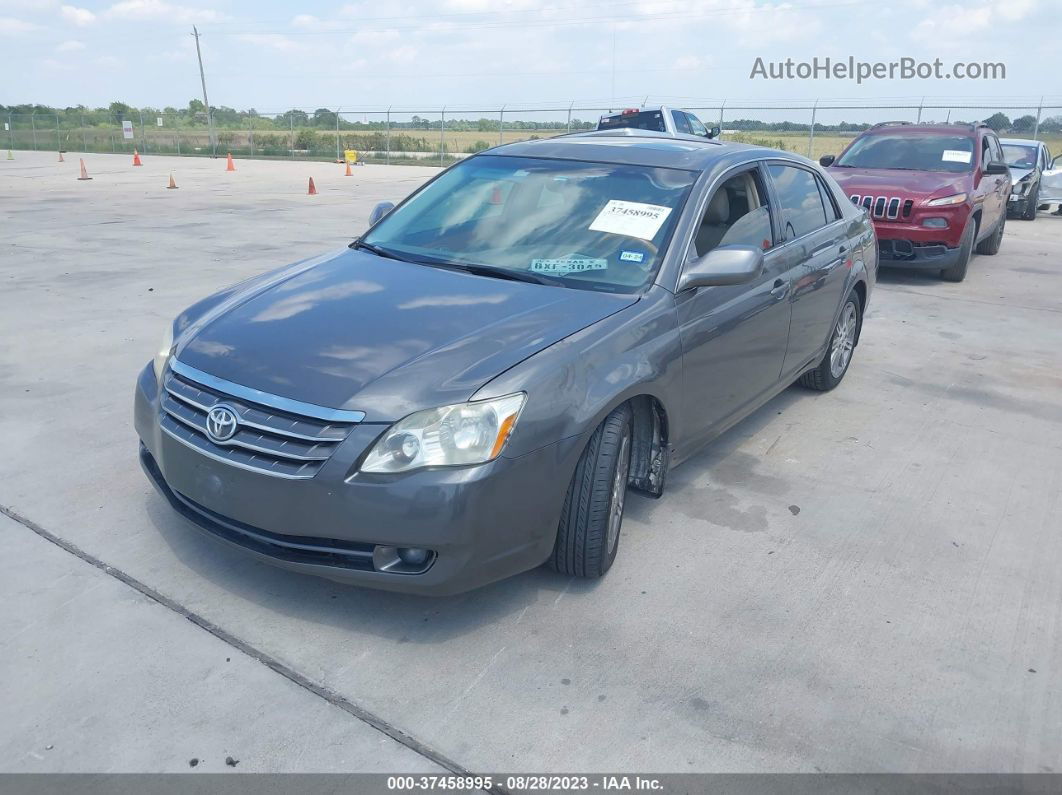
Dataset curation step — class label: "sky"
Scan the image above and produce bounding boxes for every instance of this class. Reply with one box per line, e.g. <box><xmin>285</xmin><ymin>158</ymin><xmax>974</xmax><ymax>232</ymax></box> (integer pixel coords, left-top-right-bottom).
<box><xmin>1</xmin><ymin>0</ymin><xmax>1060</xmax><ymax>122</ymax></box>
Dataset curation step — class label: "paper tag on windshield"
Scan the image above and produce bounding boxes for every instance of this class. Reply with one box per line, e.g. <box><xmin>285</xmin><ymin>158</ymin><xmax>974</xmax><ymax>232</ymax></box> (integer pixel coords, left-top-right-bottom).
<box><xmin>530</xmin><ymin>257</ymin><xmax>608</xmax><ymax>275</ymax></box>
<box><xmin>589</xmin><ymin>200</ymin><xmax>672</xmax><ymax>241</ymax></box>
<box><xmin>941</xmin><ymin>150</ymin><xmax>972</xmax><ymax>164</ymax></box>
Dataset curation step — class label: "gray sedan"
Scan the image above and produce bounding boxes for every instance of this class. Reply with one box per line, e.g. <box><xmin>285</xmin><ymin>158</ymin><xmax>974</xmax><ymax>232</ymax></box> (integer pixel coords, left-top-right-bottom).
<box><xmin>135</xmin><ymin>130</ymin><xmax>877</xmax><ymax>595</ymax></box>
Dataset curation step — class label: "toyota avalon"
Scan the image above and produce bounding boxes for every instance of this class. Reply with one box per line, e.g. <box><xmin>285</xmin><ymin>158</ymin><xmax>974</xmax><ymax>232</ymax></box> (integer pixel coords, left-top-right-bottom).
<box><xmin>135</xmin><ymin>130</ymin><xmax>876</xmax><ymax>595</ymax></box>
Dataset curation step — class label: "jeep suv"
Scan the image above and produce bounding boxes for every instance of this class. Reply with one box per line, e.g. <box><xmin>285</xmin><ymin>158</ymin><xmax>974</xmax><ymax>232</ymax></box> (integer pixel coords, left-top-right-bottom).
<box><xmin>822</xmin><ymin>122</ymin><xmax>1011</xmax><ymax>282</ymax></box>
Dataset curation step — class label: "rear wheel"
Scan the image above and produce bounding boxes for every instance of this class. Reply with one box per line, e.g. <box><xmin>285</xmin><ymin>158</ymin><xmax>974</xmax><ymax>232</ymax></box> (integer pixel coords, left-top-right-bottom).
<box><xmin>976</xmin><ymin>212</ymin><xmax>1005</xmax><ymax>255</ymax></box>
<box><xmin>941</xmin><ymin>220</ymin><xmax>975</xmax><ymax>282</ymax></box>
<box><xmin>550</xmin><ymin>404</ymin><xmax>632</xmax><ymax>578</ymax></box>
<box><xmin>798</xmin><ymin>293</ymin><xmax>860</xmax><ymax>392</ymax></box>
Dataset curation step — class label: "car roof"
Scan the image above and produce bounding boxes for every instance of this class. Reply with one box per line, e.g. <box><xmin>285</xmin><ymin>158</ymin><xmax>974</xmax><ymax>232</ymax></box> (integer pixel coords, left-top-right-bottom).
<box><xmin>486</xmin><ymin>129</ymin><xmax>796</xmax><ymax>171</ymax></box>
<box><xmin>862</xmin><ymin>122</ymin><xmax>977</xmax><ymax>136</ymax></box>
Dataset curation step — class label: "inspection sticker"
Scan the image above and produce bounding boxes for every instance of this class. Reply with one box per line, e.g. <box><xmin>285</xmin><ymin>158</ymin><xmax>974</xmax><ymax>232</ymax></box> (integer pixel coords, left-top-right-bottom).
<box><xmin>589</xmin><ymin>200</ymin><xmax>672</xmax><ymax>241</ymax></box>
<box><xmin>530</xmin><ymin>257</ymin><xmax>608</xmax><ymax>275</ymax></box>
<box><xmin>941</xmin><ymin>150</ymin><xmax>972</xmax><ymax>164</ymax></box>
<box><xmin>619</xmin><ymin>250</ymin><xmax>645</xmax><ymax>263</ymax></box>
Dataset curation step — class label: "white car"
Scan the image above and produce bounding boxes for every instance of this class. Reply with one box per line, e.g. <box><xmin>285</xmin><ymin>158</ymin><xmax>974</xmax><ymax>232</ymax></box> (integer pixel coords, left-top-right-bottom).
<box><xmin>999</xmin><ymin>137</ymin><xmax>1062</xmax><ymax>219</ymax></box>
<box><xmin>597</xmin><ymin>106</ymin><xmax>719</xmax><ymax>139</ymax></box>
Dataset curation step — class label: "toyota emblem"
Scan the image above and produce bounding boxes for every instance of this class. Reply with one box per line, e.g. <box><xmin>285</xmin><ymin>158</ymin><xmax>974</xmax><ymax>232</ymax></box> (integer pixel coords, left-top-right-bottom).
<box><xmin>205</xmin><ymin>404</ymin><xmax>239</xmax><ymax>443</ymax></box>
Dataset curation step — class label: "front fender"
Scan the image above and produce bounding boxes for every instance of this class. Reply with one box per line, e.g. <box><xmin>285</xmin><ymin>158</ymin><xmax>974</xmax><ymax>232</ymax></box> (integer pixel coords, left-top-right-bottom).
<box><xmin>473</xmin><ymin>285</ymin><xmax>683</xmax><ymax>460</ymax></box>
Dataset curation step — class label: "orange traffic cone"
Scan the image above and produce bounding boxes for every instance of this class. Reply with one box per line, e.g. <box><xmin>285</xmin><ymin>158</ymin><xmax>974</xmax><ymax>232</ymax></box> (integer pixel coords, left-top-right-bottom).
<box><xmin>77</xmin><ymin>158</ymin><xmax>92</xmax><ymax>180</ymax></box>
<box><xmin>225</xmin><ymin>152</ymin><xmax>235</xmax><ymax>171</ymax></box>
<box><xmin>132</xmin><ymin>149</ymin><xmax>143</xmax><ymax>166</ymax></box>
<box><xmin>307</xmin><ymin>177</ymin><xmax>317</xmax><ymax>195</ymax></box>
<box><xmin>166</xmin><ymin>173</ymin><xmax>178</xmax><ymax>190</ymax></box>
<box><xmin>344</xmin><ymin>160</ymin><xmax>353</xmax><ymax>177</ymax></box>
<box><xmin>58</xmin><ymin>151</ymin><xmax>65</xmax><ymax>163</ymax></box>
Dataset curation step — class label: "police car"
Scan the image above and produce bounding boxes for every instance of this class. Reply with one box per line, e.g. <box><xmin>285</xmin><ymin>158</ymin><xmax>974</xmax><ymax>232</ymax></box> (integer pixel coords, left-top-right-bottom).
<box><xmin>597</xmin><ymin>106</ymin><xmax>720</xmax><ymax>139</ymax></box>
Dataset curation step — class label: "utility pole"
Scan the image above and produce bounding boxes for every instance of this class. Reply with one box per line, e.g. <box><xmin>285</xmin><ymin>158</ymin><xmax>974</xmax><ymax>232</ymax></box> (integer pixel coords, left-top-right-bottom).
<box><xmin>192</xmin><ymin>26</ymin><xmax>217</xmax><ymax>156</ymax></box>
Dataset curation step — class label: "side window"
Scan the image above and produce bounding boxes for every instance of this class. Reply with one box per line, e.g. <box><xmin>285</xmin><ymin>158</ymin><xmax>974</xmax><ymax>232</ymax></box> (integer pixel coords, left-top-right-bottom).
<box><xmin>671</xmin><ymin>110</ymin><xmax>691</xmax><ymax>135</ymax></box>
<box><xmin>687</xmin><ymin>114</ymin><xmax>710</xmax><ymax>138</ymax></box>
<box><xmin>692</xmin><ymin>168</ymin><xmax>774</xmax><ymax>257</ymax></box>
<box><xmin>988</xmin><ymin>136</ymin><xmax>1003</xmax><ymax>164</ymax></box>
<box><xmin>767</xmin><ymin>164</ymin><xmax>829</xmax><ymax>240</ymax></box>
<box><xmin>817</xmin><ymin>177</ymin><xmax>840</xmax><ymax>221</ymax></box>
<box><xmin>981</xmin><ymin>137</ymin><xmax>992</xmax><ymax>170</ymax></box>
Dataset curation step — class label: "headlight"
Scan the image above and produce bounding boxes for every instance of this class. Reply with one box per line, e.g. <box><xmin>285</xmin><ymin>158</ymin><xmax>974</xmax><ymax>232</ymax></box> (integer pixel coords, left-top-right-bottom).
<box><xmin>926</xmin><ymin>193</ymin><xmax>968</xmax><ymax>207</ymax></box>
<box><xmin>153</xmin><ymin>324</ymin><xmax>174</xmax><ymax>382</ymax></box>
<box><xmin>360</xmin><ymin>393</ymin><xmax>526</xmax><ymax>474</ymax></box>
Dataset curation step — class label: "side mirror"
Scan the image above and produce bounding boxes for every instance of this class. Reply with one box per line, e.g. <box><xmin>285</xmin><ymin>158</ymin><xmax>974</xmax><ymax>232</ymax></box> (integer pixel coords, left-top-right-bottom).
<box><xmin>819</xmin><ymin>155</ymin><xmax>836</xmax><ymax>167</ymax></box>
<box><xmin>369</xmin><ymin>201</ymin><xmax>395</xmax><ymax>226</ymax></box>
<box><xmin>678</xmin><ymin>245</ymin><xmax>764</xmax><ymax>292</ymax></box>
<box><xmin>985</xmin><ymin>161</ymin><xmax>1009</xmax><ymax>176</ymax></box>
<box><xmin>708</xmin><ymin>126</ymin><xmax>721</xmax><ymax>139</ymax></box>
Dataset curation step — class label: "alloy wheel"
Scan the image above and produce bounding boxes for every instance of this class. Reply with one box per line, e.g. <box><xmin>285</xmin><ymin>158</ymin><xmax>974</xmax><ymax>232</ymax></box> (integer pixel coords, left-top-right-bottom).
<box><xmin>829</xmin><ymin>302</ymin><xmax>857</xmax><ymax>379</ymax></box>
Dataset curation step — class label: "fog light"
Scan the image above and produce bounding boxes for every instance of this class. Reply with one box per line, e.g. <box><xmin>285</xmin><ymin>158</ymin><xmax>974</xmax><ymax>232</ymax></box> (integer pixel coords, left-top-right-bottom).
<box><xmin>922</xmin><ymin>217</ymin><xmax>948</xmax><ymax>229</ymax></box>
<box><xmin>398</xmin><ymin>547</ymin><xmax>430</xmax><ymax>566</ymax></box>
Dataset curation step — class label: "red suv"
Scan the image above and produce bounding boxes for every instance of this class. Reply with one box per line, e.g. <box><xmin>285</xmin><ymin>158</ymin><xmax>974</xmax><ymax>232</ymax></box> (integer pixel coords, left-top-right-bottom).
<box><xmin>823</xmin><ymin>122</ymin><xmax>1011</xmax><ymax>282</ymax></box>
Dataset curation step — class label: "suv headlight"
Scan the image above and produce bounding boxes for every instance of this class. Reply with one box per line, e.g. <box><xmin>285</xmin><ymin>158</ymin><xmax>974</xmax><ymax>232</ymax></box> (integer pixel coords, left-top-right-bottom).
<box><xmin>926</xmin><ymin>193</ymin><xmax>968</xmax><ymax>207</ymax></box>
<box><xmin>360</xmin><ymin>393</ymin><xmax>526</xmax><ymax>474</ymax></box>
<box><xmin>153</xmin><ymin>324</ymin><xmax>174</xmax><ymax>382</ymax></box>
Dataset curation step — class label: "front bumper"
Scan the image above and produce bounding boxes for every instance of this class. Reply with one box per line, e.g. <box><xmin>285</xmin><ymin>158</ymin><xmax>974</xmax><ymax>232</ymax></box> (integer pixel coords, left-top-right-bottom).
<box><xmin>135</xmin><ymin>363</ymin><xmax>584</xmax><ymax>595</ymax></box>
<box><xmin>875</xmin><ymin>238</ymin><xmax>964</xmax><ymax>271</ymax></box>
<box><xmin>1006</xmin><ymin>192</ymin><xmax>1035</xmax><ymax>216</ymax></box>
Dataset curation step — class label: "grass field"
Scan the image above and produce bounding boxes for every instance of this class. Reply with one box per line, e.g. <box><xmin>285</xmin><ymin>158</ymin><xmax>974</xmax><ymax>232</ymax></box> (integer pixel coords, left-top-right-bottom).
<box><xmin>18</xmin><ymin>125</ymin><xmax>1062</xmax><ymax>164</ymax></box>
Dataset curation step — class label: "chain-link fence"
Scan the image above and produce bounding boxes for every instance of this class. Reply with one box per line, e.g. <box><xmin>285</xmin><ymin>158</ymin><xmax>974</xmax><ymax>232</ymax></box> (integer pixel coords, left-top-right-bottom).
<box><xmin>5</xmin><ymin>101</ymin><xmax>1061</xmax><ymax>166</ymax></box>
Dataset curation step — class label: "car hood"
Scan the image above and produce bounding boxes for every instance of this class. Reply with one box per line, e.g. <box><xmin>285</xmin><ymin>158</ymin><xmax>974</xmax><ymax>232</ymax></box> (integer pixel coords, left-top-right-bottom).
<box><xmin>174</xmin><ymin>248</ymin><xmax>637</xmax><ymax>421</ymax></box>
<box><xmin>1008</xmin><ymin>167</ymin><xmax>1034</xmax><ymax>184</ymax></box>
<box><xmin>829</xmin><ymin>168</ymin><xmax>969</xmax><ymax>201</ymax></box>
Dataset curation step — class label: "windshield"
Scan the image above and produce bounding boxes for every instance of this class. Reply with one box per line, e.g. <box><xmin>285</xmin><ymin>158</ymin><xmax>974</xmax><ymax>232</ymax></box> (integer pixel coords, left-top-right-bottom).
<box><xmin>1001</xmin><ymin>143</ymin><xmax>1038</xmax><ymax>169</ymax></box>
<box><xmin>835</xmin><ymin>133</ymin><xmax>975</xmax><ymax>173</ymax></box>
<box><xmin>598</xmin><ymin>110</ymin><xmax>667</xmax><ymax>133</ymax></box>
<box><xmin>361</xmin><ymin>155</ymin><xmax>696</xmax><ymax>293</ymax></box>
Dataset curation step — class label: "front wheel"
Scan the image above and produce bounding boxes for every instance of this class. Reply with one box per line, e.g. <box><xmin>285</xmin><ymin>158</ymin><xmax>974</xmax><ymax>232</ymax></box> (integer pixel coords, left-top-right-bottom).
<box><xmin>549</xmin><ymin>404</ymin><xmax>632</xmax><ymax>578</ymax></box>
<box><xmin>1022</xmin><ymin>186</ymin><xmax>1039</xmax><ymax>221</ymax></box>
<box><xmin>798</xmin><ymin>293</ymin><xmax>860</xmax><ymax>392</ymax></box>
<box><xmin>941</xmin><ymin>220</ymin><xmax>976</xmax><ymax>282</ymax></box>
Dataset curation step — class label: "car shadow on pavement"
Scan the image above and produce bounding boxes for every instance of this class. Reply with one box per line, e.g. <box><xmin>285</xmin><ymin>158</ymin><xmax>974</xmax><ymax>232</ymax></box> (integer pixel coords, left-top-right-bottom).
<box><xmin>145</xmin><ymin>382</ymin><xmax>809</xmax><ymax>642</ymax></box>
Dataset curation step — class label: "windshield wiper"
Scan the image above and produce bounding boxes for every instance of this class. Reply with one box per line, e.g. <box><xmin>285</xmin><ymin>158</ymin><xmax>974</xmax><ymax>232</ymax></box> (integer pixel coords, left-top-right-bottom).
<box><xmin>351</xmin><ymin>240</ymin><xmax>409</xmax><ymax>261</ymax></box>
<box><xmin>416</xmin><ymin>259</ymin><xmax>561</xmax><ymax>286</ymax></box>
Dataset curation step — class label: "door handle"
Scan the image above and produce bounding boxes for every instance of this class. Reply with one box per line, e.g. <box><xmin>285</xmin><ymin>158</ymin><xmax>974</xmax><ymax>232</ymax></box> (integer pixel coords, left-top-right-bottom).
<box><xmin>770</xmin><ymin>279</ymin><xmax>788</xmax><ymax>299</ymax></box>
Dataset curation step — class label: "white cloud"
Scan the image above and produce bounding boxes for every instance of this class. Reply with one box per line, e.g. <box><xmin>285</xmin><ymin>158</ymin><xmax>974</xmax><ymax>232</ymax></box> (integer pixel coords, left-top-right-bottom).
<box><xmin>236</xmin><ymin>33</ymin><xmax>300</xmax><ymax>52</ymax></box>
<box><xmin>59</xmin><ymin>4</ymin><xmax>94</xmax><ymax>25</ymax></box>
<box><xmin>107</xmin><ymin>0</ymin><xmax>223</xmax><ymax>23</ymax></box>
<box><xmin>55</xmin><ymin>38</ymin><xmax>84</xmax><ymax>50</ymax></box>
<box><xmin>385</xmin><ymin>44</ymin><xmax>418</xmax><ymax>62</ymax></box>
<box><xmin>0</xmin><ymin>15</ymin><xmax>37</xmax><ymax>33</ymax></box>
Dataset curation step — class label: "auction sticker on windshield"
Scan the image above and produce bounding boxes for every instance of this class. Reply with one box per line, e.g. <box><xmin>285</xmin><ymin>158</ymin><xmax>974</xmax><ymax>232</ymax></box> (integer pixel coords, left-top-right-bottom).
<box><xmin>530</xmin><ymin>257</ymin><xmax>608</xmax><ymax>275</ymax></box>
<box><xmin>942</xmin><ymin>150</ymin><xmax>972</xmax><ymax>163</ymax></box>
<box><xmin>589</xmin><ymin>200</ymin><xmax>672</xmax><ymax>240</ymax></box>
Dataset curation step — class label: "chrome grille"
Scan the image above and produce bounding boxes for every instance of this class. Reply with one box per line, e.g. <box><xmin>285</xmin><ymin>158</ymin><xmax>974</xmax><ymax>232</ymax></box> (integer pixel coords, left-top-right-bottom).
<box><xmin>159</xmin><ymin>361</ymin><xmax>362</xmax><ymax>479</ymax></box>
<box><xmin>850</xmin><ymin>195</ymin><xmax>913</xmax><ymax>220</ymax></box>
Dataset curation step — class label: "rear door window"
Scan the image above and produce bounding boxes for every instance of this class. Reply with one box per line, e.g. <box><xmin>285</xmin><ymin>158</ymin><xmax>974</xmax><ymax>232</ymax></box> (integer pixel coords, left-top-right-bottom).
<box><xmin>671</xmin><ymin>110</ymin><xmax>691</xmax><ymax>134</ymax></box>
<box><xmin>767</xmin><ymin>164</ymin><xmax>829</xmax><ymax>240</ymax></box>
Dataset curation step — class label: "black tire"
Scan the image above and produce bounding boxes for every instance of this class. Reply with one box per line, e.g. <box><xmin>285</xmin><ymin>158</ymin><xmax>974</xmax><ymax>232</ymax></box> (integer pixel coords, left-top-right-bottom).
<box><xmin>1022</xmin><ymin>186</ymin><xmax>1039</xmax><ymax>220</ymax></box>
<box><xmin>549</xmin><ymin>404</ymin><xmax>633</xmax><ymax>578</ymax></box>
<box><xmin>941</xmin><ymin>220</ymin><xmax>975</xmax><ymax>282</ymax></box>
<box><xmin>976</xmin><ymin>212</ymin><xmax>1004</xmax><ymax>255</ymax></box>
<box><xmin>798</xmin><ymin>292</ymin><xmax>860</xmax><ymax>392</ymax></box>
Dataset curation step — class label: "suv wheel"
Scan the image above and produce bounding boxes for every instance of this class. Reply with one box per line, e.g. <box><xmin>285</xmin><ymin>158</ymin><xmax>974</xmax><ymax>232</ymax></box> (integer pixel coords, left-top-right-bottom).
<box><xmin>550</xmin><ymin>404</ymin><xmax>632</xmax><ymax>578</ymax></box>
<box><xmin>798</xmin><ymin>292</ymin><xmax>860</xmax><ymax>392</ymax></box>
<box><xmin>941</xmin><ymin>220</ymin><xmax>975</xmax><ymax>282</ymax></box>
<box><xmin>976</xmin><ymin>213</ymin><xmax>1005</xmax><ymax>255</ymax></box>
<box><xmin>1023</xmin><ymin>186</ymin><xmax>1039</xmax><ymax>221</ymax></box>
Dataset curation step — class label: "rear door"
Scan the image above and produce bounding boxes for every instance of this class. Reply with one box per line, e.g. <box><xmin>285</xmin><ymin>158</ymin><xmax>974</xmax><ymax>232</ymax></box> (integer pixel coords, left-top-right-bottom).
<box><xmin>766</xmin><ymin>162</ymin><xmax>851</xmax><ymax>376</ymax></box>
